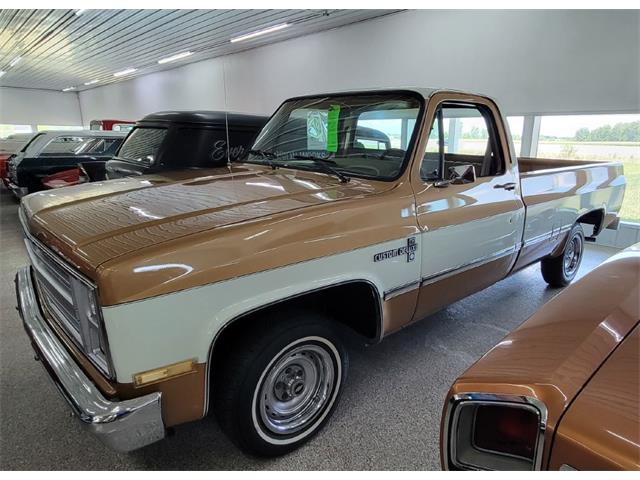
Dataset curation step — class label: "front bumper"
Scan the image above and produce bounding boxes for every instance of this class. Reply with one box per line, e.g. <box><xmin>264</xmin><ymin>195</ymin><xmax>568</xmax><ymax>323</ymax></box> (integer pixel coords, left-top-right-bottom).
<box><xmin>15</xmin><ymin>266</ymin><xmax>165</xmax><ymax>452</ymax></box>
<box><xmin>6</xmin><ymin>180</ymin><xmax>28</xmax><ymax>198</ymax></box>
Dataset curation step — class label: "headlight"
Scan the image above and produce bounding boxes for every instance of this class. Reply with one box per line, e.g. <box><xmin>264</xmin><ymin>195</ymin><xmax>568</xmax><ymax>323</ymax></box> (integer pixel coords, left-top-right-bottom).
<box><xmin>443</xmin><ymin>393</ymin><xmax>547</xmax><ymax>471</ymax></box>
<box><xmin>70</xmin><ymin>278</ymin><xmax>112</xmax><ymax>376</ymax></box>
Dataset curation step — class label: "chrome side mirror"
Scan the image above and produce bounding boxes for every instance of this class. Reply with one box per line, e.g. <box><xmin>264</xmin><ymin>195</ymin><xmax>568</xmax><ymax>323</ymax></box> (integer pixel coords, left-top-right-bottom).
<box><xmin>449</xmin><ymin>164</ymin><xmax>476</xmax><ymax>184</ymax></box>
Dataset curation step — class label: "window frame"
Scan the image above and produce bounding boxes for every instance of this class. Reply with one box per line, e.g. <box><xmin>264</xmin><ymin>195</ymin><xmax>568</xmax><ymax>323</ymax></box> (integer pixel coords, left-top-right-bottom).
<box><xmin>246</xmin><ymin>90</ymin><xmax>427</xmax><ymax>182</ymax></box>
<box><xmin>421</xmin><ymin>101</ymin><xmax>507</xmax><ymax>182</ymax></box>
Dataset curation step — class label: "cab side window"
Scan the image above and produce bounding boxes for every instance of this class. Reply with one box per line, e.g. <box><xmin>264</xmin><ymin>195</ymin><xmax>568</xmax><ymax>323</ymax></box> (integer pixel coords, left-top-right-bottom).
<box><xmin>421</xmin><ymin>103</ymin><xmax>505</xmax><ymax>181</ymax></box>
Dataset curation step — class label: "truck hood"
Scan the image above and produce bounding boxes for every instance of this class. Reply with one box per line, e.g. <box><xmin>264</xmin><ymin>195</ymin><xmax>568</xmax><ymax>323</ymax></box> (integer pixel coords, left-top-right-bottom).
<box><xmin>23</xmin><ymin>164</ymin><xmax>385</xmax><ymax>273</ymax></box>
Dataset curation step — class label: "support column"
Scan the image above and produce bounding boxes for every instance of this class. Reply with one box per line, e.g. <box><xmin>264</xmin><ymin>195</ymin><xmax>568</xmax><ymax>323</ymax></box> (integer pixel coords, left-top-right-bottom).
<box><xmin>521</xmin><ymin>115</ymin><xmax>541</xmax><ymax>157</ymax></box>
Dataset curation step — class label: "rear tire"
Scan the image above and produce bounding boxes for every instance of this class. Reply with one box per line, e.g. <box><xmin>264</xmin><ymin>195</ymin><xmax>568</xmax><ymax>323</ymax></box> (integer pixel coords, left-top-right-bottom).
<box><xmin>213</xmin><ymin>311</ymin><xmax>348</xmax><ymax>456</ymax></box>
<box><xmin>541</xmin><ymin>223</ymin><xmax>585</xmax><ymax>287</ymax></box>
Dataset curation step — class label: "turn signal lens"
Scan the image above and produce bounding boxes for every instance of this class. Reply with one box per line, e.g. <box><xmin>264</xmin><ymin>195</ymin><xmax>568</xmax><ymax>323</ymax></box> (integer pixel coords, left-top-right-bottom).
<box><xmin>133</xmin><ymin>359</ymin><xmax>196</xmax><ymax>387</ymax></box>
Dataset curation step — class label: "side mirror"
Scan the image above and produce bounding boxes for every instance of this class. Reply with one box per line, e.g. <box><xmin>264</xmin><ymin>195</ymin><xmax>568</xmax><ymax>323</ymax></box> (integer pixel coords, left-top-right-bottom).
<box><xmin>449</xmin><ymin>164</ymin><xmax>476</xmax><ymax>184</ymax></box>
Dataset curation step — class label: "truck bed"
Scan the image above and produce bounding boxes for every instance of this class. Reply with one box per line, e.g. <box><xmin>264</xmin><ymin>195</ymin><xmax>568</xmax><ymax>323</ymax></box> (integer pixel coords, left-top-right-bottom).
<box><xmin>518</xmin><ymin>156</ymin><xmax>625</xmax><ymax>250</ymax></box>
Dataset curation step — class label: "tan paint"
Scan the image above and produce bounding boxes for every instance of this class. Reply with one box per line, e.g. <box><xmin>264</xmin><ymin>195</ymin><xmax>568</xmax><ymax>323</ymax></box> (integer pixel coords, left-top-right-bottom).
<box><xmin>118</xmin><ymin>364</ymin><xmax>206</xmax><ymax>427</ymax></box>
<box><xmin>413</xmin><ymin>254</ymin><xmax>515</xmax><ymax>324</ymax></box>
<box><xmin>21</xmin><ymin>90</ymin><xmax>620</xmax><ymax>310</ymax></box>
<box><xmin>549</xmin><ymin>325</ymin><xmax>639</xmax><ymax>470</ymax></box>
<box><xmin>381</xmin><ymin>288</ymin><xmax>420</xmax><ymax>335</ymax></box>
<box><xmin>441</xmin><ymin>245</ymin><xmax>640</xmax><ymax>469</ymax></box>
<box><xmin>512</xmin><ymin>230</ymin><xmax>569</xmax><ymax>272</ymax></box>
<box><xmin>25</xmin><ymin>167</ymin><xmax>419</xmax><ymax>305</ymax></box>
<box><xmin>35</xmin><ymin>293</ymin><xmax>207</xmax><ymax>426</ymax></box>
<box><xmin>17</xmin><ymin>89</ymin><xmax>627</xmax><ymax>433</ymax></box>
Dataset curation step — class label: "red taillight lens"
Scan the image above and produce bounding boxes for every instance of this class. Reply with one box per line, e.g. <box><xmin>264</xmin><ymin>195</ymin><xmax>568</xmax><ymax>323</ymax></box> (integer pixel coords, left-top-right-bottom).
<box><xmin>473</xmin><ymin>404</ymin><xmax>539</xmax><ymax>460</ymax></box>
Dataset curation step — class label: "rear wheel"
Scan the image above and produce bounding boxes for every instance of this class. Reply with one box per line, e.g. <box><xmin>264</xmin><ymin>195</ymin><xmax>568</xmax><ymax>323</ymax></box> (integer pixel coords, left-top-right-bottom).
<box><xmin>541</xmin><ymin>223</ymin><xmax>584</xmax><ymax>287</ymax></box>
<box><xmin>213</xmin><ymin>312</ymin><xmax>347</xmax><ymax>456</ymax></box>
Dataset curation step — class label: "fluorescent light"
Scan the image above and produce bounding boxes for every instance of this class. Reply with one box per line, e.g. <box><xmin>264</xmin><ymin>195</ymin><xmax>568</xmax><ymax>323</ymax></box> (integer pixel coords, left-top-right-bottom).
<box><xmin>113</xmin><ymin>68</ymin><xmax>137</xmax><ymax>77</ymax></box>
<box><xmin>75</xmin><ymin>9</ymin><xmax>86</xmax><ymax>16</ymax></box>
<box><xmin>158</xmin><ymin>51</ymin><xmax>193</xmax><ymax>64</ymax></box>
<box><xmin>230</xmin><ymin>23</ymin><xmax>289</xmax><ymax>43</ymax></box>
<box><xmin>62</xmin><ymin>86</ymin><xmax>75</xmax><ymax>92</ymax></box>
<box><xmin>84</xmin><ymin>79</ymin><xmax>98</xmax><ymax>85</ymax></box>
<box><xmin>0</xmin><ymin>71</ymin><xmax>5</xmax><ymax>78</ymax></box>
<box><xmin>9</xmin><ymin>56</ymin><xmax>21</xmax><ymax>67</ymax></box>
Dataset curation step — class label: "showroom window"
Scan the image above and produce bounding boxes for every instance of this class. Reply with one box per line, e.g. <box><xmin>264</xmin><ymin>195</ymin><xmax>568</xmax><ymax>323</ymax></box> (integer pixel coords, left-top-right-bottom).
<box><xmin>535</xmin><ymin>114</ymin><xmax>640</xmax><ymax>223</ymax></box>
<box><xmin>506</xmin><ymin>116</ymin><xmax>524</xmax><ymax>155</ymax></box>
<box><xmin>0</xmin><ymin>124</ymin><xmax>33</xmax><ymax>138</ymax></box>
<box><xmin>37</xmin><ymin>125</ymin><xmax>84</xmax><ymax>132</ymax></box>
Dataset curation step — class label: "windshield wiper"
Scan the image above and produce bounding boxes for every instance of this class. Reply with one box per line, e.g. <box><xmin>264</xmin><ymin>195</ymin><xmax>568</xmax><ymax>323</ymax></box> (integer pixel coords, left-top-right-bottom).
<box><xmin>292</xmin><ymin>154</ymin><xmax>350</xmax><ymax>183</ymax></box>
<box><xmin>247</xmin><ymin>149</ymin><xmax>278</xmax><ymax>169</ymax></box>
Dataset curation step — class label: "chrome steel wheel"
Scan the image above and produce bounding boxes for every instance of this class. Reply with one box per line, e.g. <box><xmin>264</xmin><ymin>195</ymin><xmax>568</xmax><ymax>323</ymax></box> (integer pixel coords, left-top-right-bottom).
<box><xmin>255</xmin><ymin>337</ymin><xmax>339</xmax><ymax>440</ymax></box>
<box><xmin>563</xmin><ymin>235</ymin><xmax>582</xmax><ymax>277</ymax></box>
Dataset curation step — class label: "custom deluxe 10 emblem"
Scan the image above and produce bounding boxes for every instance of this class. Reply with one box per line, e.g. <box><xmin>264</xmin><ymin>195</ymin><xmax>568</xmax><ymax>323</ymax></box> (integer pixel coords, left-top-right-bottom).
<box><xmin>373</xmin><ymin>237</ymin><xmax>417</xmax><ymax>263</ymax></box>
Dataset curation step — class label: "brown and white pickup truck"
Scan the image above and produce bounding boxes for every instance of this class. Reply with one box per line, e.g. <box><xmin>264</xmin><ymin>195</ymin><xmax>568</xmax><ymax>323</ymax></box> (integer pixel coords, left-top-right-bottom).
<box><xmin>15</xmin><ymin>88</ymin><xmax>625</xmax><ymax>456</ymax></box>
<box><xmin>441</xmin><ymin>243</ymin><xmax>639</xmax><ymax>471</ymax></box>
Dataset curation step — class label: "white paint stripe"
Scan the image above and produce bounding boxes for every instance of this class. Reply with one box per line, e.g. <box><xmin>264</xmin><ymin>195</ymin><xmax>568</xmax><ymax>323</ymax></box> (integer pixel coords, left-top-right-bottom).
<box><xmin>102</xmin><ymin>235</ymin><xmax>421</xmax><ymax>382</ymax></box>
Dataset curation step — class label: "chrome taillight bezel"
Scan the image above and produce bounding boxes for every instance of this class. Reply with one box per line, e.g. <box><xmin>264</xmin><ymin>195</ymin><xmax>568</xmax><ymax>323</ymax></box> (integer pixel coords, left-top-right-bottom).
<box><xmin>442</xmin><ymin>393</ymin><xmax>548</xmax><ymax>471</ymax></box>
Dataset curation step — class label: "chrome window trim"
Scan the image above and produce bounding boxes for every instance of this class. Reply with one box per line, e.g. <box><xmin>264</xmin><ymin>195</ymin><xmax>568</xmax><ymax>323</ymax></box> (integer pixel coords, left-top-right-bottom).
<box><xmin>442</xmin><ymin>392</ymin><xmax>548</xmax><ymax>471</ymax></box>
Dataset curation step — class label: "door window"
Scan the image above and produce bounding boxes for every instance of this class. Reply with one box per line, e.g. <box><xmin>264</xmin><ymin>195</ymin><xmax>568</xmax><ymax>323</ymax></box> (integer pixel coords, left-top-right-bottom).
<box><xmin>421</xmin><ymin>104</ymin><xmax>505</xmax><ymax>181</ymax></box>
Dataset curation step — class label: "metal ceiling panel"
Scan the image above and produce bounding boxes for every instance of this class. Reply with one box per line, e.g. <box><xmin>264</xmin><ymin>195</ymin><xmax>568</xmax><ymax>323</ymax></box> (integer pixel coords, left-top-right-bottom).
<box><xmin>0</xmin><ymin>9</ymin><xmax>401</xmax><ymax>92</ymax></box>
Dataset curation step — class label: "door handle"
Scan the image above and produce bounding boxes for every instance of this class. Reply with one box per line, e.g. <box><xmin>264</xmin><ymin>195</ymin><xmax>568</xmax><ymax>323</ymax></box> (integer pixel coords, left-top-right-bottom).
<box><xmin>494</xmin><ymin>182</ymin><xmax>516</xmax><ymax>191</ymax></box>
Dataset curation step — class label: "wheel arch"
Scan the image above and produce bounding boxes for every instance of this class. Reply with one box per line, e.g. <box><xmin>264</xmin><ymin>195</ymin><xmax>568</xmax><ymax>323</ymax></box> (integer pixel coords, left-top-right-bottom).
<box><xmin>577</xmin><ymin>207</ymin><xmax>606</xmax><ymax>236</ymax></box>
<box><xmin>203</xmin><ymin>279</ymin><xmax>383</xmax><ymax>415</ymax></box>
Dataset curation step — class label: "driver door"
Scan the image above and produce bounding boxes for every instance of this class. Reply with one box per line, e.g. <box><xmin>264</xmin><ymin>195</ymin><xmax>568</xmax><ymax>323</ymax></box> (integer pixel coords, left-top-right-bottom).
<box><xmin>411</xmin><ymin>95</ymin><xmax>525</xmax><ymax>321</ymax></box>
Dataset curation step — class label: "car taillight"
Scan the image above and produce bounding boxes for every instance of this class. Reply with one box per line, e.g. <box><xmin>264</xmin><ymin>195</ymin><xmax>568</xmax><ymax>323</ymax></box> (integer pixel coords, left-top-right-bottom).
<box><xmin>474</xmin><ymin>404</ymin><xmax>539</xmax><ymax>459</ymax></box>
<box><xmin>444</xmin><ymin>394</ymin><xmax>547</xmax><ymax>471</ymax></box>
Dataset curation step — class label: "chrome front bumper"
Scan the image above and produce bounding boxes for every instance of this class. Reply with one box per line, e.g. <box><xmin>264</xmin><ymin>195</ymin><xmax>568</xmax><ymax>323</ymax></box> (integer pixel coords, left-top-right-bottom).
<box><xmin>15</xmin><ymin>266</ymin><xmax>165</xmax><ymax>452</ymax></box>
<box><xmin>6</xmin><ymin>180</ymin><xmax>28</xmax><ymax>198</ymax></box>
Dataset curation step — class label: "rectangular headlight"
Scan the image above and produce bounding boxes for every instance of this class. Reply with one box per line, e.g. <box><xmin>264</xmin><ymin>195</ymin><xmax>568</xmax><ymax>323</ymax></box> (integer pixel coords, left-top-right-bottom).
<box><xmin>444</xmin><ymin>393</ymin><xmax>547</xmax><ymax>471</ymax></box>
<box><xmin>71</xmin><ymin>278</ymin><xmax>112</xmax><ymax>376</ymax></box>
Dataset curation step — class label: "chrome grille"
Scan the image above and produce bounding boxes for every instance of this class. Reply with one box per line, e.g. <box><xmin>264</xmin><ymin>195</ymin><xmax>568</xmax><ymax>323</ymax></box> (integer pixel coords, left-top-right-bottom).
<box><xmin>20</xmin><ymin>207</ymin><xmax>112</xmax><ymax>378</ymax></box>
<box><xmin>7</xmin><ymin>159</ymin><xmax>17</xmax><ymax>182</ymax></box>
<box><xmin>25</xmin><ymin>237</ymin><xmax>83</xmax><ymax>343</ymax></box>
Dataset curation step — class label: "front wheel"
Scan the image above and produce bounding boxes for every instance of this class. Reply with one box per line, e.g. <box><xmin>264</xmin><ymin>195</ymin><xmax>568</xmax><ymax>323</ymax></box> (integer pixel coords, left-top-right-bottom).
<box><xmin>213</xmin><ymin>312</ymin><xmax>347</xmax><ymax>456</ymax></box>
<box><xmin>541</xmin><ymin>223</ymin><xmax>585</xmax><ymax>287</ymax></box>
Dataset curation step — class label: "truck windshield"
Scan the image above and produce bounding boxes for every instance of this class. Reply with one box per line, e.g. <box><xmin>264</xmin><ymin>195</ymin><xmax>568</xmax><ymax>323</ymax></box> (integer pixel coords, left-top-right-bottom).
<box><xmin>117</xmin><ymin>127</ymin><xmax>167</xmax><ymax>165</ymax></box>
<box><xmin>247</xmin><ymin>92</ymin><xmax>423</xmax><ymax>180</ymax></box>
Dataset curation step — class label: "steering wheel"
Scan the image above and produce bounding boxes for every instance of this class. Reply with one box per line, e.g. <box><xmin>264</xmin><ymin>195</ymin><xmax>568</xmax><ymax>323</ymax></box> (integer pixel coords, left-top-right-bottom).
<box><xmin>378</xmin><ymin>148</ymin><xmax>406</xmax><ymax>161</ymax></box>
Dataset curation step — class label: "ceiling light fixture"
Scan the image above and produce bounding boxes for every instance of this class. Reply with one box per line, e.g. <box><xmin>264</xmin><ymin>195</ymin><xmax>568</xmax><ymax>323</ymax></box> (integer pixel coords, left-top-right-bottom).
<box><xmin>9</xmin><ymin>56</ymin><xmax>21</xmax><ymax>67</ymax></box>
<box><xmin>75</xmin><ymin>9</ymin><xmax>86</xmax><ymax>16</ymax></box>
<box><xmin>84</xmin><ymin>79</ymin><xmax>98</xmax><ymax>85</ymax></box>
<box><xmin>158</xmin><ymin>51</ymin><xmax>193</xmax><ymax>64</ymax></box>
<box><xmin>113</xmin><ymin>68</ymin><xmax>137</xmax><ymax>77</ymax></box>
<box><xmin>230</xmin><ymin>23</ymin><xmax>289</xmax><ymax>43</ymax></box>
<box><xmin>62</xmin><ymin>86</ymin><xmax>75</xmax><ymax>92</ymax></box>
<box><xmin>0</xmin><ymin>71</ymin><xmax>6</xmax><ymax>78</ymax></box>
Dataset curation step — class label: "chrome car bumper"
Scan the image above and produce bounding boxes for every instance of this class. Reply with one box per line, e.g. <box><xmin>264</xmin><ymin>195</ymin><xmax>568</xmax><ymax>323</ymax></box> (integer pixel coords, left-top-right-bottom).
<box><xmin>6</xmin><ymin>180</ymin><xmax>28</xmax><ymax>198</ymax></box>
<box><xmin>15</xmin><ymin>266</ymin><xmax>165</xmax><ymax>452</ymax></box>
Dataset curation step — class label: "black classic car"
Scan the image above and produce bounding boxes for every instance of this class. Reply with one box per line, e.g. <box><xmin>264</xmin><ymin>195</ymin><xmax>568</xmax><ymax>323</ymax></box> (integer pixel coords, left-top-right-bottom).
<box><xmin>105</xmin><ymin>111</ymin><xmax>268</xmax><ymax>179</ymax></box>
<box><xmin>6</xmin><ymin>130</ymin><xmax>126</xmax><ymax>197</ymax></box>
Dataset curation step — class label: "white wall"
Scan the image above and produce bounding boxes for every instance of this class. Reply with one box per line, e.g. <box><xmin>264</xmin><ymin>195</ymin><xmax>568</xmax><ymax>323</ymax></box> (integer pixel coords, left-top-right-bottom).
<box><xmin>79</xmin><ymin>10</ymin><xmax>640</xmax><ymax>121</ymax></box>
<box><xmin>0</xmin><ymin>87</ymin><xmax>82</xmax><ymax>126</ymax></box>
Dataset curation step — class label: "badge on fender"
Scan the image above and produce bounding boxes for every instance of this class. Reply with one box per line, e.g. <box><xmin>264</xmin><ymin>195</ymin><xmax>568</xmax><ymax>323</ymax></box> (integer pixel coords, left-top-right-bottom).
<box><xmin>373</xmin><ymin>237</ymin><xmax>417</xmax><ymax>263</ymax></box>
